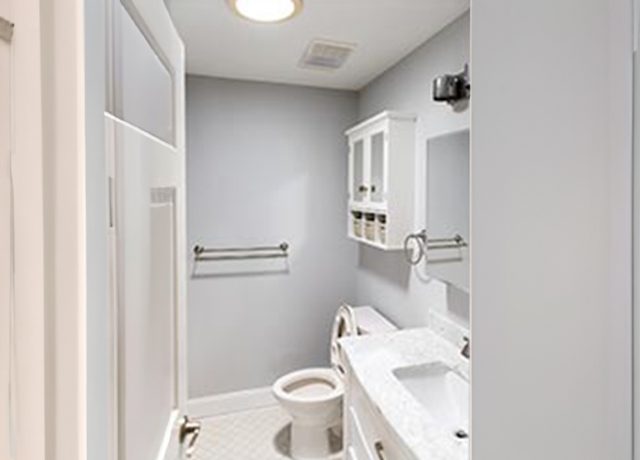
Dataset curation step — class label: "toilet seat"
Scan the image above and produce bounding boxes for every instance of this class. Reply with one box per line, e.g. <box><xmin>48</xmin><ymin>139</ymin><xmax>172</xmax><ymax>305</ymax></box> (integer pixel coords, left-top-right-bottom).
<box><xmin>273</xmin><ymin>305</ymin><xmax>356</xmax><ymax>404</ymax></box>
<box><xmin>273</xmin><ymin>368</ymin><xmax>343</xmax><ymax>404</ymax></box>
<box><xmin>329</xmin><ymin>304</ymin><xmax>357</xmax><ymax>377</ymax></box>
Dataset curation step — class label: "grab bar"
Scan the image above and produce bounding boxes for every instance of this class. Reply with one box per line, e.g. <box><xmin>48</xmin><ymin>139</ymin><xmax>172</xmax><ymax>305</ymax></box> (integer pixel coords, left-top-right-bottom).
<box><xmin>193</xmin><ymin>242</ymin><xmax>289</xmax><ymax>262</ymax></box>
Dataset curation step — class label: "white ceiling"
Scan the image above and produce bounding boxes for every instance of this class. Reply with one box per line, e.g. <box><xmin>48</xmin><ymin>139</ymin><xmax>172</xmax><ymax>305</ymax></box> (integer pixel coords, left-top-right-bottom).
<box><xmin>169</xmin><ymin>0</ymin><xmax>469</xmax><ymax>90</ymax></box>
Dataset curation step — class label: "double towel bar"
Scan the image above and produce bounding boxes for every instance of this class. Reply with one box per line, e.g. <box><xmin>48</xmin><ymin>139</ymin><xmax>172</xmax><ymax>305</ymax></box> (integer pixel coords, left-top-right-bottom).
<box><xmin>193</xmin><ymin>242</ymin><xmax>290</xmax><ymax>262</ymax></box>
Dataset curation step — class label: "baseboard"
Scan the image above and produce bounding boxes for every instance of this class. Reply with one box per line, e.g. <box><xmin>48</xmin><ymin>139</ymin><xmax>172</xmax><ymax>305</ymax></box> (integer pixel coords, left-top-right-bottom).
<box><xmin>187</xmin><ymin>386</ymin><xmax>276</xmax><ymax>418</ymax></box>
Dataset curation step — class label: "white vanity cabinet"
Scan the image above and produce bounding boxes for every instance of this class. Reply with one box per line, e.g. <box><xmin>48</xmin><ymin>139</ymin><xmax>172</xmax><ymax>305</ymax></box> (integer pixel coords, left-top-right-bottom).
<box><xmin>346</xmin><ymin>111</ymin><xmax>416</xmax><ymax>250</ymax></box>
<box><xmin>344</xmin><ymin>367</ymin><xmax>414</xmax><ymax>460</ymax></box>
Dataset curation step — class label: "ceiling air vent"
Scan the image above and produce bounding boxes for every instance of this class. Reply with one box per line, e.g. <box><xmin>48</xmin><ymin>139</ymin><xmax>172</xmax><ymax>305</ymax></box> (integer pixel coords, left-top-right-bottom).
<box><xmin>299</xmin><ymin>39</ymin><xmax>356</xmax><ymax>71</ymax></box>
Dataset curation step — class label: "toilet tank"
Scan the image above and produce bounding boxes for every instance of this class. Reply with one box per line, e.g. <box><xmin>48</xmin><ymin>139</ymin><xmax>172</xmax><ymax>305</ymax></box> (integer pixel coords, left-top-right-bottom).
<box><xmin>352</xmin><ymin>306</ymin><xmax>397</xmax><ymax>335</ymax></box>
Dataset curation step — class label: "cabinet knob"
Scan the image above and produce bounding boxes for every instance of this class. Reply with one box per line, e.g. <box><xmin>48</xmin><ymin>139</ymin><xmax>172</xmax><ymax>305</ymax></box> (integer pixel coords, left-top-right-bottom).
<box><xmin>370</xmin><ymin>185</ymin><xmax>377</xmax><ymax>193</ymax></box>
<box><xmin>358</xmin><ymin>185</ymin><xmax>369</xmax><ymax>193</ymax></box>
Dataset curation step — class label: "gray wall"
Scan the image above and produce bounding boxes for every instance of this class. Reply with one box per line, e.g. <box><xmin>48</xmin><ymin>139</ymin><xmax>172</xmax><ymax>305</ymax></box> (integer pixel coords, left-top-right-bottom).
<box><xmin>186</xmin><ymin>77</ymin><xmax>359</xmax><ymax>397</ymax></box>
<box><xmin>355</xmin><ymin>13</ymin><xmax>470</xmax><ymax>328</ymax></box>
<box><xmin>471</xmin><ymin>0</ymin><xmax>632</xmax><ymax>458</ymax></box>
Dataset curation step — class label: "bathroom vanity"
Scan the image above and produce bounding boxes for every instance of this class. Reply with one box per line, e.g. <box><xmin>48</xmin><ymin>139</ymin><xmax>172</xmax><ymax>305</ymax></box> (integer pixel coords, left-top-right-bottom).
<box><xmin>340</xmin><ymin>321</ymin><xmax>469</xmax><ymax>460</ymax></box>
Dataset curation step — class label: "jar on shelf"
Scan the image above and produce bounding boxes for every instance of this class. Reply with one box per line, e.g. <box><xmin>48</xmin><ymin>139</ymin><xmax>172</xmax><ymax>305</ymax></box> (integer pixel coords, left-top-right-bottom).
<box><xmin>351</xmin><ymin>210</ymin><xmax>363</xmax><ymax>238</ymax></box>
<box><xmin>377</xmin><ymin>214</ymin><xmax>387</xmax><ymax>244</ymax></box>
<box><xmin>364</xmin><ymin>213</ymin><xmax>376</xmax><ymax>241</ymax></box>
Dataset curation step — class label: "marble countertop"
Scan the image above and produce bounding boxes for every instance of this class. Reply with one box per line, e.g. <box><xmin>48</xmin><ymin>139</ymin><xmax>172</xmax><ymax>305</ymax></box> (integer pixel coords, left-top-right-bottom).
<box><xmin>340</xmin><ymin>327</ymin><xmax>469</xmax><ymax>460</ymax></box>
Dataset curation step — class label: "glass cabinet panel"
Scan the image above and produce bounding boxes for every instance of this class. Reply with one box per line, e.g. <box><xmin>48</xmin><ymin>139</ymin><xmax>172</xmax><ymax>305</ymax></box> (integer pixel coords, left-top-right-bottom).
<box><xmin>352</xmin><ymin>139</ymin><xmax>365</xmax><ymax>202</ymax></box>
<box><xmin>370</xmin><ymin>131</ymin><xmax>385</xmax><ymax>203</ymax></box>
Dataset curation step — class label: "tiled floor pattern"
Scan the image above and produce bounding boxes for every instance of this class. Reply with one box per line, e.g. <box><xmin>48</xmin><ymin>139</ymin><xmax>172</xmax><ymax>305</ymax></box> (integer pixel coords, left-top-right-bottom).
<box><xmin>193</xmin><ymin>405</ymin><xmax>343</xmax><ymax>460</ymax></box>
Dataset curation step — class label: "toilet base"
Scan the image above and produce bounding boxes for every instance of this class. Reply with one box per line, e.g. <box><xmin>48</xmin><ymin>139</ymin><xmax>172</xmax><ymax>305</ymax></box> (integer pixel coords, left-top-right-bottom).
<box><xmin>290</xmin><ymin>420</ymin><xmax>337</xmax><ymax>460</ymax></box>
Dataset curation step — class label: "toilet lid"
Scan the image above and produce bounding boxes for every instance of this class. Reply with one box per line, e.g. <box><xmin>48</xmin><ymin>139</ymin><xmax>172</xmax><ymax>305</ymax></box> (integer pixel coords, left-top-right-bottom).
<box><xmin>330</xmin><ymin>304</ymin><xmax>358</xmax><ymax>377</ymax></box>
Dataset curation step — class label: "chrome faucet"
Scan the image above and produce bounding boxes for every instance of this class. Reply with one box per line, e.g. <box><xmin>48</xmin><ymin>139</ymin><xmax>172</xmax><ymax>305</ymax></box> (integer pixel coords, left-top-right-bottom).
<box><xmin>461</xmin><ymin>336</ymin><xmax>470</xmax><ymax>359</ymax></box>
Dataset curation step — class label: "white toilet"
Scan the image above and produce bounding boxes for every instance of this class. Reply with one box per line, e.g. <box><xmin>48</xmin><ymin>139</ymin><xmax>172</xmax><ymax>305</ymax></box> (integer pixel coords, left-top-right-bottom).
<box><xmin>272</xmin><ymin>305</ymin><xmax>396</xmax><ymax>459</ymax></box>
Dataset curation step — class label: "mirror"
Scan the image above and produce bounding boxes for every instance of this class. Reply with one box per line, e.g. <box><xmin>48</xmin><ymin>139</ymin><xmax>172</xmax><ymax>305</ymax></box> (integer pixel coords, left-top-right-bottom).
<box><xmin>423</xmin><ymin>129</ymin><xmax>469</xmax><ymax>291</ymax></box>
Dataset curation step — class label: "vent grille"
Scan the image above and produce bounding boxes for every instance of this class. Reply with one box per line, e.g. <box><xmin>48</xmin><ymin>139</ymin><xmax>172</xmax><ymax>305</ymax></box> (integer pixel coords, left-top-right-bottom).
<box><xmin>299</xmin><ymin>39</ymin><xmax>356</xmax><ymax>71</ymax></box>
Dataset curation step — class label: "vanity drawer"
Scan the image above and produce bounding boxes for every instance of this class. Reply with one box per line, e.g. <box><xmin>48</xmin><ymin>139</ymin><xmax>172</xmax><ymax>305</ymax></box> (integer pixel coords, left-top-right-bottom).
<box><xmin>346</xmin><ymin>375</ymin><xmax>414</xmax><ymax>460</ymax></box>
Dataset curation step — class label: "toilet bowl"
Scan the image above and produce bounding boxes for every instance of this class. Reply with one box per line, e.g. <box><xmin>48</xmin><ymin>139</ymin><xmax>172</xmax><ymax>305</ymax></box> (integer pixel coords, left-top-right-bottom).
<box><xmin>272</xmin><ymin>305</ymin><xmax>396</xmax><ymax>459</ymax></box>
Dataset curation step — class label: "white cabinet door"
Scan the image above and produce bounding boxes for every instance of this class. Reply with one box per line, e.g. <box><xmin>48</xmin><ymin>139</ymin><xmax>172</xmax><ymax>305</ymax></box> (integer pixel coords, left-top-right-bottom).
<box><xmin>349</xmin><ymin>130</ymin><xmax>387</xmax><ymax>207</ymax></box>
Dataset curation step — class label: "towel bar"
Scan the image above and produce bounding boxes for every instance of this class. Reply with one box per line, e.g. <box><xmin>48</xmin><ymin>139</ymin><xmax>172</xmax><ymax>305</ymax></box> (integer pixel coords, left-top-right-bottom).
<box><xmin>193</xmin><ymin>242</ymin><xmax>289</xmax><ymax>262</ymax></box>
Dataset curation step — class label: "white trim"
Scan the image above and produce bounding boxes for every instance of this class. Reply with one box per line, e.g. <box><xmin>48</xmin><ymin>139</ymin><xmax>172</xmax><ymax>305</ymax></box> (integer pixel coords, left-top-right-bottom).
<box><xmin>187</xmin><ymin>387</ymin><xmax>276</xmax><ymax>419</ymax></box>
<box><xmin>345</xmin><ymin>110</ymin><xmax>417</xmax><ymax>136</ymax></box>
<box><xmin>39</xmin><ymin>0</ymin><xmax>88</xmax><ymax>458</ymax></box>
<box><xmin>8</xmin><ymin>0</ymin><xmax>47</xmax><ymax>459</ymax></box>
<box><xmin>106</xmin><ymin>117</ymin><xmax>118</xmax><ymax>460</ymax></box>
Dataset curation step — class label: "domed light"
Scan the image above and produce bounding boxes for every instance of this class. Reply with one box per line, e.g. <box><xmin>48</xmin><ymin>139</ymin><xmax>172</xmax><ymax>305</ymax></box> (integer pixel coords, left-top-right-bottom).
<box><xmin>229</xmin><ymin>0</ymin><xmax>303</xmax><ymax>23</ymax></box>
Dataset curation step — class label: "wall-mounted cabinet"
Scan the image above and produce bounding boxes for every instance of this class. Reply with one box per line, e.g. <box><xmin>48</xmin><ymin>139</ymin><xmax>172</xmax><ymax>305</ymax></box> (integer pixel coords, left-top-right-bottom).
<box><xmin>346</xmin><ymin>111</ymin><xmax>416</xmax><ymax>250</ymax></box>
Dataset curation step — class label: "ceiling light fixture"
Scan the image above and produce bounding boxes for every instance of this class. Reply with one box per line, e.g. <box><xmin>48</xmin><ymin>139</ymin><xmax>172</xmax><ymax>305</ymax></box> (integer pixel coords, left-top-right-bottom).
<box><xmin>229</xmin><ymin>0</ymin><xmax>303</xmax><ymax>23</ymax></box>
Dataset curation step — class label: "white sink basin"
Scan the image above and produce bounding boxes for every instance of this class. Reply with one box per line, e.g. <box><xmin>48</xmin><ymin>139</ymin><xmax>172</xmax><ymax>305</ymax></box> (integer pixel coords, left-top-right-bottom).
<box><xmin>392</xmin><ymin>362</ymin><xmax>469</xmax><ymax>439</ymax></box>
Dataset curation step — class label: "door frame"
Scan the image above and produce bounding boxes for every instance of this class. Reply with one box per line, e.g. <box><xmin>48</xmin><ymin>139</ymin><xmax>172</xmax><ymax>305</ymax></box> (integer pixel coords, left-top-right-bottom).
<box><xmin>3</xmin><ymin>0</ymin><xmax>47</xmax><ymax>459</ymax></box>
<box><xmin>8</xmin><ymin>0</ymin><xmax>92</xmax><ymax>458</ymax></box>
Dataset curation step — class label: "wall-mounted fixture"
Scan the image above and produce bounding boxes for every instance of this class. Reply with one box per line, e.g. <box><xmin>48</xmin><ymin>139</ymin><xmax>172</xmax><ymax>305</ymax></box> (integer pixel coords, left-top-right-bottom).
<box><xmin>403</xmin><ymin>229</ymin><xmax>467</xmax><ymax>265</ymax></box>
<box><xmin>299</xmin><ymin>39</ymin><xmax>356</xmax><ymax>71</ymax></box>
<box><xmin>433</xmin><ymin>64</ymin><xmax>470</xmax><ymax>106</ymax></box>
<box><xmin>345</xmin><ymin>111</ymin><xmax>417</xmax><ymax>250</ymax></box>
<box><xmin>193</xmin><ymin>242</ymin><xmax>290</xmax><ymax>261</ymax></box>
<box><xmin>228</xmin><ymin>0</ymin><xmax>303</xmax><ymax>23</ymax></box>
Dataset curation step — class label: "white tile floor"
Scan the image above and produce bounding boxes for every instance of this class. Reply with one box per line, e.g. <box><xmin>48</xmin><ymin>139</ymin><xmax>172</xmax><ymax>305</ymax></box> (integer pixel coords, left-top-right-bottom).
<box><xmin>193</xmin><ymin>405</ymin><xmax>343</xmax><ymax>460</ymax></box>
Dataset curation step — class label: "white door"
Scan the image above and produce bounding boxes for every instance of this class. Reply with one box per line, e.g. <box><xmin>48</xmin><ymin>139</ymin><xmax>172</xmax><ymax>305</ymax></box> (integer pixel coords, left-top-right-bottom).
<box><xmin>107</xmin><ymin>1</ymin><xmax>191</xmax><ymax>460</ymax></box>
<box><xmin>0</xmin><ymin>8</ymin><xmax>12</xmax><ymax>460</ymax></box>
<box><xmin>110</xmin><ymin>118</ymin><xmax>190</xmax><ymax>460</ymax></box>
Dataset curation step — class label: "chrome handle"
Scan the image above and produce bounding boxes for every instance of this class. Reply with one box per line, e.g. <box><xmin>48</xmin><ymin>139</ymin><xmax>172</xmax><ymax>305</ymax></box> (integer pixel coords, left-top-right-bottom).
<box><xmin>461</xmin><ymin>336</ymin><xmax>471</xmax><ymax>359</ymax></box>
<box><xmin>179</xmin><ymin>416</ymin><xmax>201</xmax><ymax>458</ymax></box>
<box><xmin>374</xmin><ymin>441</ymin><xmax>387</xmax><ymax>460</ymax></box>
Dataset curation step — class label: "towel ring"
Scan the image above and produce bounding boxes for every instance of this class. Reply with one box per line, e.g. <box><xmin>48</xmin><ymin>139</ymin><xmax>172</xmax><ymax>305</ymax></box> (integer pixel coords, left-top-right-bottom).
<box><xmin>404</xmin><ymin>230</ymin><xmax>427</xmax><ymax>266</ymax></box>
